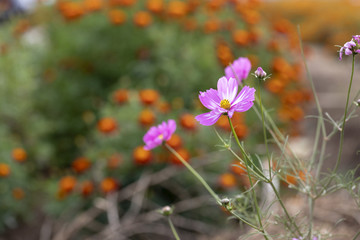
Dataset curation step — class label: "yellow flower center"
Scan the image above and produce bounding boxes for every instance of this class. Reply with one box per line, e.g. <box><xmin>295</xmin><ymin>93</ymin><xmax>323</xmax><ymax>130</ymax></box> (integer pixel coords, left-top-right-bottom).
<box><xmin>220</xmin><ymin>99</ymin><xmax>231</xmax><ymax>109</ymax></box>
<box><xmin>158</xmin><ymin>134</ymin><xmax>164</xmax><ymax>140</ymax></box>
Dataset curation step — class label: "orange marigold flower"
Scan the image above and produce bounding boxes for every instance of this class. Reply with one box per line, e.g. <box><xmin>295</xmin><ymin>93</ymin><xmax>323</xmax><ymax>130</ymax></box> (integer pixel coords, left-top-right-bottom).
<box><xmin>108</xmin><ymin>9</ymin><xmax>127</xmax><ymax>25</ymax></box>
<box><xmin>218</xmin><ymin>173</ymin><xmax>237</xmax><ymax>189</ymax></box>
<box><xmin>109</xmin><ymin>0</ymin><xmax>136</xmax><ymax>6</ymax></box>
<box><xmin>234</xmin><ymin>124</ymin><xmax>248</xmax><ymax>139</ymax></box>
<box><xmin>139</xmin><ymin>89</ymin><xmax>159</xmax><ymax>105</ymax></box>
<box><xmin>216</xmin><ymin>113</ymin><xmax>244</xmax><ymax>132</ymax></box>
<box><xmin>156</xmin><ymin>101</ymin><xmax>171</xmax><ymax>114</ymax></box>
<box><xmin>60</xmin><ymin>1</ymin><xmax>84</xmax><ymax>21</ymax></box>
<box><xmin>107</xmin><ymin>153</ymin><xmax>123</xmax><ymax>169</ymax></box>
<box><xmin>267</xmin><ymin>40</ymin><xmax>280</xmax><ymax>52</ymax></box>
<box><xmin>120</xmin><ymin>0</ymin><xmax>136</xmax><ymax>6</ymax></box>
<box><xmin>113</xmin><ymin>88</ymin><xmax>129</xmax><ymax>104</ymax></box>
<box><xmin>133</xmin><ymin>11</ymin><xmax>152</xmax><ymax>28</ymax></box>
<box><xmin>203</xmin><ymin>18</ymin><xmax>220</xmax><ymax>34</ymax></box>
<box><xmin>186</xmin><ymin>0</ymin><xmax>200</xmax><ymax>13</ymax></box>
<box><xmin>216</xmin><ymin>41</ymin><xmax>234</xmax><ymax>67</ymax></box>
<box><xmin>101</xmin><ymin>177</ymin><xmax>118</xmax><ymax>194</ymax></box>
<box><xmin>272</xmin><ymin>57</ymin><xmax>291</xmax><ymax>74</ymax></box>
<box><xmin>284</xmin><ymin>171</ymin><xmax>305</xmax><ymax>187</ymax></box>
<box><xmin>241</xmin><ymin>9</ymin><xmax>260</xmax><ymax>25</ymax></box>
<box><xmin>169</xmin><ymin>148</ymin><xmax>190</xmax><ymax>166</ymax></box>
<box><xmin>84</xmin><ymin>0</ymin><xmax>103</xmax><ymax>11</ymax></box>
<box><xmin>216</xmin><ymin>115</ymin><xmax>230</xmax><ymax>131</ymax></box>
<box><xmin>133</xmin><ymin>146</ymin><xmax>152</xmax><ymax>165</ymax></box>
<box><xmin>278</xmin><ymin>105</ymin><xmax>304</xmax><ymax>122</ymax></box>
<box><xmin>97</xmin><ymin>117</ymin><xmax>117</xmax><ymax>134</ymax></box>
<box><xmin>138</xmin><ymin>109</ymin><xmax>156</xmax><ymax>127</ymax></box>
<box><xmin>281</xmin><ymin>90</ymin><xmax>305</xmax><ymax>106</ymax></box>
<box><xmin>230</xmin><ymin>161</ymin><xmax>247</xmax><ymax>176</ymax></box>
<box><xmin>12</xmin><ymin>188</ymin><xmax>25</xmax><ymax>200</ymax></box>
<box><xmin>273</xmin><ymin>18</ymin><xmax>294</xmax><ymax>35</ymax></box>
<box><xmin>80</xmin><ymin>180</ymin><xmax>94</xmax><ymax>197</ymax></box>
<box><xmin>146</xmin><ymin>0</ymin><xmax>164</xmax><ymax>14</ymax></box>
<box><xmin>12</xmin><ymin>148</ymin><xmax>27</xmax><ymax>163</ymax></box>
<box><xmin>232</xmin><ymin>30</ymin><xmax>250</xmax><ymax>46</ymax></box>
<box><xmin>59</xmin><ymin>176</ymin><xmax>77</xmax><ymax>194</ymax></box>
<box><xmin>0</xmin><ymin>163</ymin><xmax>10</xmax><ymax>177</ymax></box>
<box><xmin>72</xmin><ymin>157</ymin><xmax>91</xmax><ymax>174</ymax></box>
<box><xmin>180</xmin><ymin>113</ymin><xmax>197</xmax><ymax>131</ymax></box>
<box><xmin>206</xmin><ymin>0</ymin><xmax>225</xmax><ymax>12</ymax></box>
<box><xmin>166</xmin><ymin>133</ymin><xmax>183</xmax><ymax>149</ymax></box>
<box><xmin>167</xmin><ymin>1</ymin><xmax>188</xmax><ymax>18</ymax></box>
<box><xmin>265</xmin><ymin>78</ymin><xmax>285</xmax><ymax>94</ymax></box>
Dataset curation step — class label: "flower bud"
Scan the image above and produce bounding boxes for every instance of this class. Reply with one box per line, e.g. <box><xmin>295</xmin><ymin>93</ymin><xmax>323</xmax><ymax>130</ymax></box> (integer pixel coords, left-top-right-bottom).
<box><xmin>160</xmin><ymin>206</ymin><xmax>173</xmax><ymax>216</ymax></box>
<box><xmin>220</xmin><ymin>197</ymin><xmax>230</xmax><ymax>205</ymax></box>
<box><xmin>355</xmin><ymin>99</ymin><xmax>360</xmax><ymax>107</ymax></box>
<box><xmin>254</xmin><ymin>67</ymin><xmax>267</xmax><ymax>79</ymax></box>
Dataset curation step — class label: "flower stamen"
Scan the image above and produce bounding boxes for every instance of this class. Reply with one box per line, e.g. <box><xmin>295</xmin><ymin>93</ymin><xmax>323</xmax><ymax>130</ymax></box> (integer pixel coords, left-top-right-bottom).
<box><xmin>220</xmin><ymin>99</ymin><xmax>231</xmax><ymax>109</ymax></box>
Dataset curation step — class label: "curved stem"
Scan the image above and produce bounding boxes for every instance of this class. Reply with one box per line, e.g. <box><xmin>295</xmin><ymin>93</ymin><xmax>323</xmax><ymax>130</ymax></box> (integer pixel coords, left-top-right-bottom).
<box><xmin>229</xmin><ymin>210</ymin><xmax>262</xmax><ymax>232</ymax></box>
<box><xmin>333</xmin><ymin>54</ymin><xmax>355</xmax><ymax>173</ymax></box>
<box><xmin>257</xmin><ymin>80</ymin><xmax>272</xmax><ymax>179</ymax></box>
<box><xmin>227</xmin><ymin>116</ymin><xmax>269</xmax><ymax>240</ymax></box>
<box><xmin>168</xmin><ymin>217</ymin><xmax>181</xmax><ymax>240</ymax></box>
<box><xmin>268</xmin><ymin>181</ymin><xmax>302</xmax><ymax>236</ymax></box>
<box><xmin>164</xmin><ymin>143</ymin><xmax>221</xmax><ymax>205</ymax></box>
<box><xmin>321</xmin><ymin>54</ymin><xmax>356</xmax><ymax>193</ymax></box>
<box><xmin>353</xmin><ymin>230</ymin><xmax>360</xmax><ymax>240</ymax></box>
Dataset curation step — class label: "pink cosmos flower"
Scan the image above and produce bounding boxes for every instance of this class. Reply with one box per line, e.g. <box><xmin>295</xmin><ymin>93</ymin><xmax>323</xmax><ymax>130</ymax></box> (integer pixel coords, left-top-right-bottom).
<box><xmin>143</xmin><ymin>119</ymin><xmax>176</xmax><ymax>150</ymax></box>
<box><xmin>195</xmin><ymin>77</ymin><xmax>255</xmax><ymax>126</ymax></box>
<box><xmin>225</xmin><ymin>57</ymin><xmax>251</xmax><ymax>83</ymax></box>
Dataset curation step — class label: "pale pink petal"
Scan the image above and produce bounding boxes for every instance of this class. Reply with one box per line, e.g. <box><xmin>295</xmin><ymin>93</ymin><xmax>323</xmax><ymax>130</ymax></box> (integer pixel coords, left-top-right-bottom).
<box><xmin>199</xmin><ymin>88</ymin><xmax>221</xmax><ymax>110</ymax></box>
<box><xmin>195</xmin><ymin>111</ymin><xmax>222</xmax><ymax>126</ymax></box>
<box><xmin>231</xmin><ymin>86</ymin><xmax>256</xmax><ymax>106</ymax></box>
<box><xmin>233</xmin><ymin>101</ymin><xmax>254</xmax><ymax>113</ymax></box>
<box><xmin>217</xmin><ymin>76</ymin><xmax>238</xmax><ymax>102</ymax></box>
<box><xmin>143</xmin><ymin>119</ymin><xmax>177</xmax><ymax>149</ymax></box>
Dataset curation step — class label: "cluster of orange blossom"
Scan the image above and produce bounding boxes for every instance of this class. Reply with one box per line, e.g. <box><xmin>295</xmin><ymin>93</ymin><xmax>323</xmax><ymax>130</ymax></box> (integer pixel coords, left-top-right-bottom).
<box><xmin>0</xmin><ymin>148</ymin><xmax>28</xmax><ymax>200</ymax></box>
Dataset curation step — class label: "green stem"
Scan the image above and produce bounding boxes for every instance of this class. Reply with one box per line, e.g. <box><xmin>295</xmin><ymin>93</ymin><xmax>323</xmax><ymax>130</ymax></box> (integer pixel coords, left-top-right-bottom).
<box><xmin>268</xmin><ymin>181</ymin><xmax>302</xmax><ymax>236</ymax></box>
<box><xmin>227</xmin><ymin>116</ymin><xmax>269</xmax><ymax>240</ymax></box>
<box><xmin>321</xmin><ymin>54</ymin><xmax>356</xmax><ymax>194</ymax></box>
<box><xmin>165</xmin><ymin>143</ymin><xmax>266</xmax><ymax>232</ymax></box>
<box><xmin>333</xmin><ymin>54</ymin><xmax>355</xmax><ymax>173</ymax></box>
<box><xmin>257</xmin><ymin>80</ymin><xmax>272</xmax><ymax>179</ymax></box>
<box><xmin>353</xmin><ymin>230</ymin><xmax>360</xmax><ymax>240</ymax></box>
<box><xmin>164</xmin><ymin>143</ymin><xmax>221</xmax><ymax>205</ymax></box>
<box><xmin>168</xmin><ymin>217</ymin><xmax>181</xmax><ymax>240</ymax></box>
<box><xmin>308</xmin><ymin>197</ymin><xmax>314</xmax><ymax>240</ymax></box>
<box><xmin>229</xmin><ymin>210</ymin><xmax>262</xmax><ymax>232</ymax></box>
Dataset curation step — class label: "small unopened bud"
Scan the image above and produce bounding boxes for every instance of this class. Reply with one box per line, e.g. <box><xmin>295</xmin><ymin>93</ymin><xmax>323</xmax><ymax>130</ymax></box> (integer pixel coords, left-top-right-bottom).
<box><xmin>254</xmin><ymin>67</ymin><xmax>267</xmax><ymax>79</ymax></box>
<box><xmin>220</xmin><ymin>198</ymin><xmax>230</xmax><ymax>205</ymax></box>
<box><xmin>355</xmin><ymin>99</ymin><xmax>360</xmax><ymax>107</ymax></box>
<box><xmin>160</xmin><ymin>206</ymin><xmax>173</xmax><ymax>216</ymax></box>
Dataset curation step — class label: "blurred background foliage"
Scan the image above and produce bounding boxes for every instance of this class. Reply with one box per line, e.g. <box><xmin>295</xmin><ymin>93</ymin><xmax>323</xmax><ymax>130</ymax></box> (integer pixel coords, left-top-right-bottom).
<box><xmin>0</xmin><ymin>0</ymin><xmax>315</xmax><ymax>238</ymax></box>
<box><xmin>261</xmin><ymin>0</ymin><xmax>360</xmax><ymax>51</ymax></box>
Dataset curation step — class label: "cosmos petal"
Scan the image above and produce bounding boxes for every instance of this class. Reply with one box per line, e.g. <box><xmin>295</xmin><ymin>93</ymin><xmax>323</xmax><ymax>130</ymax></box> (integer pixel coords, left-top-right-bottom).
<box><xmin>195</xmin><ymin>111</ymin><xmax>222</xmax><ymax>126</ymax></box>
<box><xmin>199</xmin><ymin>88</ymin><xmax>221</xmax><ymax>111</ymax></box>
<box><xmin>232</xmin><ymin>86</ymin><xmax>256</xmax><ymax>106</ymax></box>
<box><xmin>217</xmin><ymin>77</ymin><xmax>238</xmax><ymax>102</ymax></box>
